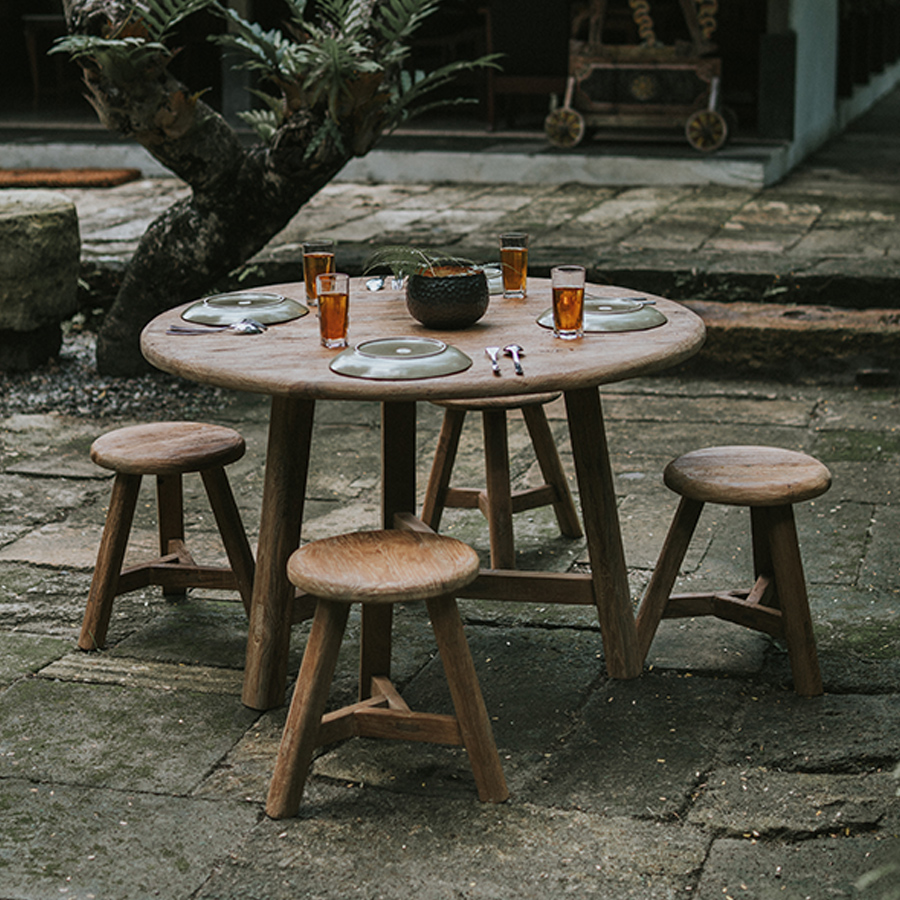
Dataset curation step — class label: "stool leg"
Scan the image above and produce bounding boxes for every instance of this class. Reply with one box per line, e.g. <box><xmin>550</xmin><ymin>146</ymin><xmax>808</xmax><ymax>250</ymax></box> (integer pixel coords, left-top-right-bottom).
<box><xmin>757</xmin><ymin>505</ymin><xmax>823</xmax><ymax>697</ymax></box>
<box><xmin>201</xmin><ymin>466</ymin><xmax>256</xmax><ymax>616</ymax></box>
<box><xmin>421</xmin><ymin>407</ymin><xmax>467</xmax><ymax>531</ymax></box>
<box><xmin>482</xmin><ymin>409</ymin><xmax>516</xmax><ymax>569</ymax></box>
<box><xmin>156</xmin><ymin>473</ymin><xmax>187</xmax><ymax>599</ymax></box>
<box><xmin>426</xmin><ymin>594</ymin><xmax>508</xmax><ymax>802</ymax></box>
<box><xmin>521</xmin><ymin>404</ymin><xmax>582</xmax><ymax>539</ymax></box>
<box><xmin>156</xmin><ymin>473</ymin><xmax>184</xmax><ymax>556</ymax></box>
<box><xmin>266</xmin><ymin>598</ymin><xmax>351</xmax><ymax>819</ymax></box>
<box><xmin>635</xmin><ymin>497</ymin><xmax>704</xmax><ymax>661</ymax></box>
<box><xmin>79</xmin><ymin>473</ymin><xmax>142</xmax><ymax>650</ymax></box>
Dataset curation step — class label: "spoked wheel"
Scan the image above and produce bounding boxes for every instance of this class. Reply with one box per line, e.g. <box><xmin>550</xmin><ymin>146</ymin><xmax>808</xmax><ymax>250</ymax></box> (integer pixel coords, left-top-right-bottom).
<box><xmin>685</xmin><ymin>108</ymin><xmax>728</xmax><ymax>152</ymax></box>
<box><xmin>544</xmin><ymin>107</ymin><xmax>586</xmax><ymax>148</ymax></box>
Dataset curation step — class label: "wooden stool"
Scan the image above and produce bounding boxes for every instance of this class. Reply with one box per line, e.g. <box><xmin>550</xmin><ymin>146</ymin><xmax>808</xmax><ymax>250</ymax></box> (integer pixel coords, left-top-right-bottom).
<box><xmin>79</xmin><ymin>422</ymin><xmax>255</xmax><ymax>651</ymax></box>
<box><xmin>266</xmin><ymin>529</ymin><xmax>508</xmax><ymax>819</ymax></box>
<box><xmin>421</xmin><ymin>393</ymin><xmax>582</xmax><ymax>569</ymax></box>
<box><xmin>635</xmin><ymin>446</ymin><xmax>832</xmax><ymax>696</ymax></box>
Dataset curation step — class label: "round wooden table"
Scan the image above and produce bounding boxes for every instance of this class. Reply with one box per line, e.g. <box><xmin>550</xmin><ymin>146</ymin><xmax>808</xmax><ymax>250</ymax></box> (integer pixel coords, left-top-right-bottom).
<box><xmin>142</xmin><ymin>278</ymin><xmax>706</xmax><ymax>710</ymax></box>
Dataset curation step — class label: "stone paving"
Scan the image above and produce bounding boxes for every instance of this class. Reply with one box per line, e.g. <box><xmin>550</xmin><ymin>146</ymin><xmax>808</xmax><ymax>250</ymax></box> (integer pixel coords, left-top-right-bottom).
<box><xmin>1</xmin><ymin>84</ymin><xmax>900</xmax><ymax>900</ymax></box>
<box><xmin>1</xmin><ymin>371</ymin><xmax>898</xmax><ymax>899</ymax></box>
<box><xmin>62</xmin><ymin>91</ymin><xmax>900</xmax><ymax>381</ymax></box>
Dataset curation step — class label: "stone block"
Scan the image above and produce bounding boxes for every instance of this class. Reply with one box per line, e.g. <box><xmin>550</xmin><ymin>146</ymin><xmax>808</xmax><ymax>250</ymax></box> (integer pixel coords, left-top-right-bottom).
<box><xmin>0</xmin><ymin>189</ymin><xmax>80</xmax><ymax>370</ymax></box>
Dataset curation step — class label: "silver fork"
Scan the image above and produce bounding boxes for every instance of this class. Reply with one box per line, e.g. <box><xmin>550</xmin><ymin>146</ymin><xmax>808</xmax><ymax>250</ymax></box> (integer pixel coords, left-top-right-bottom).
<box><xmin>485</xmin><ymin>346</ymin><xmax>502</xmax><ymax>375</ymax></box>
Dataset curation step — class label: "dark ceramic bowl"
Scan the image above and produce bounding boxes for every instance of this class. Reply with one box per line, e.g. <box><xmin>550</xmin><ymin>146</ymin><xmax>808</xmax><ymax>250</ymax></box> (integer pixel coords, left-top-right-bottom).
<box><xmin>406</xmin><ymin>266</ymin><xmax>490</xmax><ymax>329</ymax></box>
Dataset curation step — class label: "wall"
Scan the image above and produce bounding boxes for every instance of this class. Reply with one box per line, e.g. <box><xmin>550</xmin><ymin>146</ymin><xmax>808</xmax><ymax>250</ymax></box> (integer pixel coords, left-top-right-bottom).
<box><xmin>788</xmin><ymin>0</ymin><xmax>840</xmax><ymax>162</ymax></box>
<box><xmin>784</xmin><ymin>0</ymin><xmax>900</xmax><ymax>168</ymax></box>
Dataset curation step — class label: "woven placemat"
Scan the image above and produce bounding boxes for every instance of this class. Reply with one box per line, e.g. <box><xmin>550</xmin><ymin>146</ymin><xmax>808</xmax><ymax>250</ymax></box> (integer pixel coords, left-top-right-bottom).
<box><xmin>0</xmin><ymin>167</ymin><xmax>142</xmax><ymax>188</ymax></box>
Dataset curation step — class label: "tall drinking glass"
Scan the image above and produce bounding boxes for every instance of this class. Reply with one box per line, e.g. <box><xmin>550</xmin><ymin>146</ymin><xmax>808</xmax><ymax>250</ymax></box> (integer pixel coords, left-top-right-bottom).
<box><xmin>551</xmin><ymin>265</ymin><xmax>585</xmax><ymax>340</ymax></box>
<box><xmin>302</xmin><ymin>239</ymin><xmax>336</xmax><ymax>306</ymax></box>
<box><xmin>316</xmin><ymin>272</ymin><xmax>349</xmax><ymax>349</ymax></box>
<box><xmin>500</xmin><ymin>232</ymin><xmax>528</xmax><ymax>298</ymax></box>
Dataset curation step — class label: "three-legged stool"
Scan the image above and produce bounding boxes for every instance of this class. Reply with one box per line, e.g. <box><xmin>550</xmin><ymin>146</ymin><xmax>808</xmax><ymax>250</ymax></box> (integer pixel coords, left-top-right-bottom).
<box><xmin>421</xmin><ymin>393</ymin><xmax>582</xmax><ymax>569</ymax></box>
<box><xmin>79</xmin><ymin>422</ymin><xmax>255</xmax><ymax>650</ymax></box>
<box><xmin>635</xmin><ymin>445</ymin><xmax>832</xmax><ymax>696</ymax></box>
<box><xmin>266</xmin><ymin>529</ymin><xmax>508</xmax><ymax>819</ymax></box>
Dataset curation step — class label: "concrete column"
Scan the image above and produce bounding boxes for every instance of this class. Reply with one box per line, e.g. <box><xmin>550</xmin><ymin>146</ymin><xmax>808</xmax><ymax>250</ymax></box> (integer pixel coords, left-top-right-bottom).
<box><xmin>221</xmin><ymin>0</ymin><xmax>253</xmax><ymax>127</ymax></box>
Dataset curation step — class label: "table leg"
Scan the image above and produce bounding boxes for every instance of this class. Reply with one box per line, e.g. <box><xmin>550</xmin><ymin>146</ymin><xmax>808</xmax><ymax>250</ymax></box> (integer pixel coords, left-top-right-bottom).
<box><xmin>564</xmin><ymin>387</ymin><xmax>642</xmax><ymax>679</ymax></box>
<box><xmin>357</xmin><ymin>400</ymin><xmax>417</xmax><ymax>699</ymax></box>
<box><xmin>242</xmin><ymin>395</ymin><xmax>316</xmax><ymax>711</ymax></box>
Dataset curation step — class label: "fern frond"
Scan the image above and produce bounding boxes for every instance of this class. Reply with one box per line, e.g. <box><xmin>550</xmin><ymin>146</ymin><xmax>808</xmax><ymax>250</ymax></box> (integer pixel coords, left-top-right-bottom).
<box><xmin>374</xmin><ymin>0</ymin><xmax>440</xmax><ymax>45</ymax></box>
<box><xmin>210</xmin><ymin>9</ymin><xmax>306</xmax><ymax>78</ymax></box>
<box><xmin>387</xmin><ymin>54</ymin><xmax>501</xmax><ymax>117</ymax></box>
<box><xmin>303</xmin><ymin>116</ymin><xmax>347</xmax><ymax>160</ymax></box>
<box><xmin>137</xmin><ymin>0</ymin><xmax>213</xmax><ymax>43</ymax></box>
<box><xmin>246</xmin><ymin>88</ymin><xmax>287</xmax><ymax>116</ymax></box>
<box><xmin>50</xmin><ymin>33</ymin><xmax>170</xmax><ymax>65</ymax></box>
<box><xmin>237</xmin><ymin>109</ymin><xmax>280</xmax><ymax>142</ymax></box>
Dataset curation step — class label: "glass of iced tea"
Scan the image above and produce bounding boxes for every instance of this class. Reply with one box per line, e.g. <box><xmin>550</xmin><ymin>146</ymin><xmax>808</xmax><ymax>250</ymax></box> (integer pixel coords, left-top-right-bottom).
<box><xmin>550</xmin><ymin>265</ymin><xmax>585</xmax><ymax>340</ymax></box>
<box><xmin>316</xmin><ymin>272</ymin><xmax>349</xmax><ymax>349</ymax></box>
<box><xmin>500</xmin><ymin>232</ymin><xmax>528</xmax><ymax>298</ymax></box>
<box><xmin>302</xmin><ymin>239</ymin><xmax>335</xmax><ymax>306</ymax></box>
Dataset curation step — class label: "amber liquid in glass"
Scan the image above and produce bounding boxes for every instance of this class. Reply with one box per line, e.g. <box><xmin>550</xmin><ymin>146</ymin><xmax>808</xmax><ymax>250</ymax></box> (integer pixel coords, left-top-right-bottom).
<box><xmin>500</xmin><ymin>246</ymin><xmax>528</xmax><ymax>297</ymax></box>
<box><xmin>318</xmin><ymin>290</ymin><xmax>349</xmax><ymax>347</ymax></box>
<box><xmin>303</xmin><ymin>252</ymin><xmax>335</xmax><ymax>304</ymax></box>
<box><xmin>552</xmin><ymin>286</ymin><xmax>584</xmax><ymax>338</ymax></box>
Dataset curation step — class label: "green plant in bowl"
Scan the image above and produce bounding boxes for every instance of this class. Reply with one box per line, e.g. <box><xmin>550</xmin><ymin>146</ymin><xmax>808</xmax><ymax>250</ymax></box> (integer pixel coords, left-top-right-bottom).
<box><xmin>364</xmin><ymin>246</ymin><xmax>490</xmax><ymax>329</ymax></box>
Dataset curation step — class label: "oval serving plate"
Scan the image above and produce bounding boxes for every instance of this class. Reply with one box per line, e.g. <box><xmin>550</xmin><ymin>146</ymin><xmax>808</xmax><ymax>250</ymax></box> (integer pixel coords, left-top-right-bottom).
<box><xmin>330</xmin><ymin>336</ymin><xmax>472</xmax><ymax>380</ymax></box>
<box><xmin>182</xmin><ymin>291</ymin><xmax>308</xmax><ymax>326</ymax></box>
<box><xmin>537</xmin><ymin>296</ymin><xmax>667</xmax><ymax>333</ymax></box>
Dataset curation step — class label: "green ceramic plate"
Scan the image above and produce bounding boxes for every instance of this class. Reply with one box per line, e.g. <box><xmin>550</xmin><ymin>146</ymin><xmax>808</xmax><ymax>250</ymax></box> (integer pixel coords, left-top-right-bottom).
<box><xmin>182</xmin><ymin>291</ymin><xmax>308</xmax><ymax>325</ymax></box>
<box><xmin>537</xmin><ymin>296</ymin><xmax>667</xmax><ymax>332</ymax></box>
<box><xmin>330</xmin><ymin>337</ymin><xmax>473</xmax><ymax>380</ymax></box>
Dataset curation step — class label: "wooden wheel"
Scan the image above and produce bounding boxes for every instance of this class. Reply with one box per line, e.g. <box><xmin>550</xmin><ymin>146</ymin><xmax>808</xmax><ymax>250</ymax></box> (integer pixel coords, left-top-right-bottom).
<box><xmin>544</xmin><ymin>106</ymin><xmax>586</xmax><ymax>148</ymax></box>
<box><xmin>685</xmin><ymin>108</ymin><xmax>728</xmax><ymax>152</ymax></box>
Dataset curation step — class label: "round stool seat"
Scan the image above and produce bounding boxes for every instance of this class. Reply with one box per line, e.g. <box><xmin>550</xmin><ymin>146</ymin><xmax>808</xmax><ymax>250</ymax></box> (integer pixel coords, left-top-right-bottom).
<box><xmin>664</xmin><ymin>445</ymin><xmax>832</xmax><ymax>507</ymax></box>
<box><xmin>91</xmin><ymin>422</ymin><xmax>246</xmax><ymax>475</ymax></box>
<box><xmin>433</xmin><ymin>392</ymin><xmax>561</xmax><ymax>412</ymax></box>
<box><xmin>287</xmin><ymin>530</ymin><xmax>480</xmax><ymax>605</ymax></box>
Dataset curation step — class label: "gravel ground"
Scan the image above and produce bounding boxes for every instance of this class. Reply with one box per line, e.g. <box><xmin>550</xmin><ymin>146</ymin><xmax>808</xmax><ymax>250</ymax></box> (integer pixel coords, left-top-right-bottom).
<box><xmin>0</xmin><ymin>327</ymin><xmax>233</xmax><ymax>420</ymax></box>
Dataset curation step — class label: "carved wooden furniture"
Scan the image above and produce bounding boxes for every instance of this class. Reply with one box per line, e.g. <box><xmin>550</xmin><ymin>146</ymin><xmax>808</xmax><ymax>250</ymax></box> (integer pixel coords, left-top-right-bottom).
<box><xmin>635</xmin><ymin>445</ymin><xmax>832</xmax><ymax>696</ymax></box>
<box><xmin>79</xmin><ymin>422</ymin><xmax>255</xmax><ymax>650</ymax></box>
<box><xmin>421</xmin><ymin>393</ymin><xmax>582</xmax><ymax>569</ymax></box>
<box><xmin>265</xmin><ymin>527</ymin><xmax>508</xmax><ymax>818</ymax></box>
<box><xmin>141</xmin><ymin>277</ymin><xmax>705</xmax><ymax>710</ymax></box>
<box><xmin>545</xmin><ymin>0</ymin><xmax>727</xmax><ymax>151</ymax></box>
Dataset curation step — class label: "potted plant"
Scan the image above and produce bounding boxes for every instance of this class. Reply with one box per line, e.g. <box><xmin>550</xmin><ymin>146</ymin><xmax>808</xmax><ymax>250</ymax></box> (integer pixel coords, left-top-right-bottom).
<box><xmin>364</xmin><ymin>246</ymin><xmax>490</xmax><ymax>329</ymax></box>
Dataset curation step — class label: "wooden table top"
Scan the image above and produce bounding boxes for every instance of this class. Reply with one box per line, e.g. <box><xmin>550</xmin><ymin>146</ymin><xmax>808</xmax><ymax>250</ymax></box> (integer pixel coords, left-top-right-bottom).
<box><xmin>141</xmin><ymin>278</ymin><xmax>706</xmax><ymax>401</ymax></box>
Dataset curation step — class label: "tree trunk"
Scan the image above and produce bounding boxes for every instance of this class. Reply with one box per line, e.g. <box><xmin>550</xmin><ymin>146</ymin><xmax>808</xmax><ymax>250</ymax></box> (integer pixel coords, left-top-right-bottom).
<box><xmin>62</xmin><ymin>0</ymin><xmax>362</xmax><ymax>375</ymax></box>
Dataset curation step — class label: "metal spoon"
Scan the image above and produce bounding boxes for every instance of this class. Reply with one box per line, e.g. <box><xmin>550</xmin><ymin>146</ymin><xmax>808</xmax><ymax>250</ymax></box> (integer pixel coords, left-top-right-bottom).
<box><xmin>503</xmin><ymin>343</ymin><xmax>525</xmax><ymax>375</ymax></box>
<box><xmin>485</xmin><ymin>346</ymin><xmax>502</xmax><ymax>375</ymax></box>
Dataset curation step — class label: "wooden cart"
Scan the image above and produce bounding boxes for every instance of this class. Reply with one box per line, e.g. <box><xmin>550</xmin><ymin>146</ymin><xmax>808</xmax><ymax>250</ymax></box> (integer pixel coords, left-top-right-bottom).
<box><xmin>545</xmin><ymin>0</ymin><xmax>729</xmax><ymax>152</ymax></box>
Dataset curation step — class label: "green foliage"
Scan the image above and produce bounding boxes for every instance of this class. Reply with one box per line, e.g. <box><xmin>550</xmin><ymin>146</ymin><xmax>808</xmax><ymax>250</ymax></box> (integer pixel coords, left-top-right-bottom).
<box><xmin>134</xmin><ymin>0</ymin><xmax>213</xmax><ymax>43</ymax></box>
<box><xmin>364</xmin><ymin>245</ymin><xmax>475</xmax><ymax>278</ymax></box>
<box><xmin>49</xmin><ymin>33</ymin><xmax>168</xmax><ymax>66</ymax></box>
<box><xmin>51</xmin><ymin>0</ymin><xmax>499</xmax><ymax>158</ymax></box>
<box><xmin>236</xmin><ymin>108</ymin><xmax>280</xmax><ymax>143</ymax></box>
<box><xmin>210</xmin><ymin>0</ymin><xmax>499</xmax><ymax>144</ymax></box>
<box><xmin>210</xmin><ymin>13</ymin><xmax>306</xmax><ymax>80</ymax></box>
<box><xmin>50</xmin><ymin>0</ymin><xmax>215</xmax><ymax>76</ymax></box>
